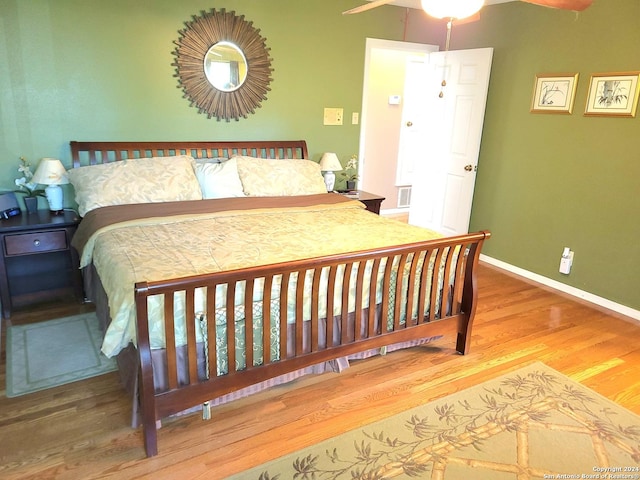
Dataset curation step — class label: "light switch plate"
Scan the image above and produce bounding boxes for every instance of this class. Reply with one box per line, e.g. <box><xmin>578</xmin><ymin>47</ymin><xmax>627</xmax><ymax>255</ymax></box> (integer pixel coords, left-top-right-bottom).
<box><xmin>323</xmin><ymin>107</ymin><xmax>343</xmax><ymax>125</ymax></box>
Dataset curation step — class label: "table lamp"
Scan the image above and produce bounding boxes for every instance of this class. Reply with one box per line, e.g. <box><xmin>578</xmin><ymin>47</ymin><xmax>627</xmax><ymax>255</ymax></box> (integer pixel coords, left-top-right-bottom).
<box><xmin>318</xmin><ymin>152</ymin><xmax>343</xmax><ymax>192</ymax></box>
<box><xmin>32</xmin><ymin>158</ymin><xmax>69</xmax><ymax>213</ymax></box>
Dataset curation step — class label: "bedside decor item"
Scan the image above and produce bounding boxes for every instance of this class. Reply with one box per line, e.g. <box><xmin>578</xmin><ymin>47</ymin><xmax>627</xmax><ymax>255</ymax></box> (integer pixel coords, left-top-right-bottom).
<box><xmin>530</xmin><ymin>73</ymin><xmax>579</xmax><ymax>114</ymax></box>
<box><xmin>318</xmin><ymin>152</ymin><xmax>343</xmax><ymax>191</ymax></box>
<box><xmin>23</xmin><ymin>196</ymin><xmax>37</xmax><ymax>214</ymax></box>
<box><xmin>31</xmin><ymin>158</ymin><xmax>69</xmax><ymax>213</ymax></box>
<box><xmin>341</xmin><ymin>154</ymin><xmax>359</xmax><ymax>190</ymax></box>
<box><xmin>0</xmin><ymin>192</ymin><xmax>21</xmax><ymax>219</ymax></box>
<box><xmin>14</xmin><ymin>156</ymin><xmax>43</xmax><ymax>213</ymax></box>
<box><xmin>584</xmin><ymin>71</ymin><xmax>640</xmax><ymax>117</ymax></box>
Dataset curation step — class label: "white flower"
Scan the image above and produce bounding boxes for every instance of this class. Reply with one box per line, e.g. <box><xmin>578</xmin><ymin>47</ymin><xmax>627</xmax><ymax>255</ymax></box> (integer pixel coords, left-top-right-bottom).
<box><xmin>341</xmin><ymin>154</ymin><xmax>359</xmax><ymax>181</ymax></box>
<box><xmin>15</xmin><ymin>157</ymin><xmax>39</xmax><ymax>196</ymax></box>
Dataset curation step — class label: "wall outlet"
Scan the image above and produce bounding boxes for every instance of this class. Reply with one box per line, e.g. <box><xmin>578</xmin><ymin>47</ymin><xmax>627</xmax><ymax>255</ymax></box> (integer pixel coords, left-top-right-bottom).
<box><xmin>559</xmin><ymin>249</ymin><xmax>574</xmax><ymax>275</ymax></box>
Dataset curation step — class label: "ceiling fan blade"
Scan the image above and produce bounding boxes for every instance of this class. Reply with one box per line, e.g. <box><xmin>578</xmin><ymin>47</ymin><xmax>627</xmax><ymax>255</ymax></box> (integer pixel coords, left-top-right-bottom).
<box><xmin>521</xmin><ymin>0</ymin><xmax>593</xmax><ymax>11</ymax></box>
<box><xmin>343</xmin><ymin>0</ymin><xmax>396</xmax><ymax>15</ymax></box>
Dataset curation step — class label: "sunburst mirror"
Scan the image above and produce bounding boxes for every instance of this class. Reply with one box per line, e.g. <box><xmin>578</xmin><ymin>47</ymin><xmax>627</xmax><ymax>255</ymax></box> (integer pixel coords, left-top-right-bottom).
<box><xmin>172</xmin><ymin>9</ymin><xmax>273</xmax><ymax>122</ymax></box>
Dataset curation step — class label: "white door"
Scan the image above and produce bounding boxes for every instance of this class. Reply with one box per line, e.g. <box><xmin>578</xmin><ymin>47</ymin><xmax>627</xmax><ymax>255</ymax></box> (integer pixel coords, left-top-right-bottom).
<box><xmin>396</xmin><ymin>56</ymin><xmax>430</xmax><ymax>186</ymax></box>
<box><xmin>408</xmin><ymin>47</ymin><xmax>493</xmax><ymax>235</ymax></box>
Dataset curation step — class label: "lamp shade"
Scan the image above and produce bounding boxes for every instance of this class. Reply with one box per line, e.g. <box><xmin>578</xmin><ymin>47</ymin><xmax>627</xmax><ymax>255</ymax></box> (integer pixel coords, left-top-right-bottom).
<box><xmin>32</xmin><ymin>158</ymin><xmax>69</xmax><ymax>185</ymax></box>
<box><xmin>420</xmin><ymin>0</ymin><xmax>484</xmax><ymax>19</ymax></box>
<box><xmin>32</xmin><ymin>158</ymin><xmax>68</xmax><ymax>213</ymax></box>
<box><xmin>318</xmin><ymin>152</ymin><xmax>343</xmax><ymax>172</ymax></box>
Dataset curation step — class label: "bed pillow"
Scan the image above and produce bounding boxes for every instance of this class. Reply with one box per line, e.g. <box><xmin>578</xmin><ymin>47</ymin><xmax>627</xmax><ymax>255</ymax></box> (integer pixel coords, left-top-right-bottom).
<box><xmin>194</xmin><ymin>157</ymin><xmax>228</xmax><ymax>164</ymax></box>
<box><xmin>234</xmin><ymin>156</ymin><xmax>327</xmax><ymax>196</ymax></box>
<box><xmin>194</xmin><ymin>158</ymin><xmax>245</xmax><ymax>199</ymax></box>
<box><xmin>68</xmin><ymin>155</ymin><xmax>202</xmax><ymax>216</ymax></box>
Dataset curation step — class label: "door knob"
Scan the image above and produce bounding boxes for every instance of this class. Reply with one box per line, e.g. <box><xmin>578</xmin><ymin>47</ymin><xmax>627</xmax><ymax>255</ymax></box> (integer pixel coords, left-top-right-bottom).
<box><xmin>406</xmin><ymin>121</ymin><xmax>413</xmax><ymax>127</ymax></box>
<box><xmin>464</xmin><ymin>164</ymin><xmax>473</xmax><ymax>172</ymax></box>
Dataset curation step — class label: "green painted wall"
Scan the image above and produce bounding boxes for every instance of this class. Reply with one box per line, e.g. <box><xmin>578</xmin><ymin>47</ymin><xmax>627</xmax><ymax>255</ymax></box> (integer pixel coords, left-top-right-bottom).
<box><xmin>0</xmin><ymin>0</ymin><xmax>405</xmax><ymax>184</ymax></box>
<box><xmin>406</xmin><ymin>0</ymin><xmax>640</xmax><ymax>311</ymax></box>
<box><xmin>1</xmin><ymin>0</ymin><xmax>638</xmax><ymax>311</ymax></box>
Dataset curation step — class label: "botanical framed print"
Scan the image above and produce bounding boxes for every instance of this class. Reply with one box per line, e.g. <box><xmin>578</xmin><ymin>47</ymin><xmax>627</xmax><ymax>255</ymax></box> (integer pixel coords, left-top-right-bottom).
<box><xmin>530</xmin><ymin>73</ymin><xmax>579</xmax><ymax>114</ymax></box>
<box><xmin>584</xmin><ymin>72</ymin><xmax>640</xmax><ymax>117</ymax></box>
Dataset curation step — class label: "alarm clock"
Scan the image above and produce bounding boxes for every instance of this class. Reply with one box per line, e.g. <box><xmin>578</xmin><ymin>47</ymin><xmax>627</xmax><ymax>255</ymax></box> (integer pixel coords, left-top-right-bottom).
<box><xmin>0</xmin><ymin>192</ymin><xmax>21</xmax><ymax>219</ymax></box>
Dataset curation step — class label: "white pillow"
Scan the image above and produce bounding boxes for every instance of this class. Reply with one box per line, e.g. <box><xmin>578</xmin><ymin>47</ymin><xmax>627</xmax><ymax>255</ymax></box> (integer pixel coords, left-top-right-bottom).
<box><xmin>234</xmin><ymin>156</ymin><xmax>327</xmax><ymax>196</ymax></box>
<box><xmin>68</xmin><ymin>155</ymin><xmax>202</xmax><ymax>216</ymax></box>
<box><xmin>194</xmin><ymin>157</ymin><xmax>228</xmax><ymax>164</ymax></box>
<box><xmin>194</xmin><ymin>158</ymin><xmax>245</xmax><ymax>199</ymax></box>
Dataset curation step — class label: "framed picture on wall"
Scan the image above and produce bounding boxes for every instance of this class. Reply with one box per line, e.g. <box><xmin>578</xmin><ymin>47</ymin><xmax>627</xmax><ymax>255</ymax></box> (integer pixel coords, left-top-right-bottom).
<box><xmin>584</xmin><ymin>72</ymin><xmax>640</xmax><ymax>117</ymax></box>
<box><xmin>530</xmin><ymin>73</ymin><xmax>579</xmax><ymax>114</ymax></box>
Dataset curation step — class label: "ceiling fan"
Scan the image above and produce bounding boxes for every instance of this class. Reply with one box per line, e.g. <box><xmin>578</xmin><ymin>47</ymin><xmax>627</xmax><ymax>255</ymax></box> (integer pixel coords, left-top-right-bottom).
<box><xmin>343</xmin><ymin>0</ymin><xmax>593</xmax><ymax>17</ymax></box>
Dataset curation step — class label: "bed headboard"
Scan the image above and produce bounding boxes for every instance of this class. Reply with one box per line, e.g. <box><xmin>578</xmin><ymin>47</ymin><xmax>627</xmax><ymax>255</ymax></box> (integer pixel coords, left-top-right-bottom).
<box><xmin>69</xmin><ymin>140</ymin><xmax>309</xmax><ymax>168</ymax></box>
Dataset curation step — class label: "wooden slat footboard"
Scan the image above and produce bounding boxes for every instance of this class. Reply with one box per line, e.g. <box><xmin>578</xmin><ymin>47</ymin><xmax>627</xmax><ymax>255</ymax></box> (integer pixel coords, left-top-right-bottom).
<box><xmin>134</xmin><ymin>230</ymin><xmax>490</xmax><ymax>456</ymax></box>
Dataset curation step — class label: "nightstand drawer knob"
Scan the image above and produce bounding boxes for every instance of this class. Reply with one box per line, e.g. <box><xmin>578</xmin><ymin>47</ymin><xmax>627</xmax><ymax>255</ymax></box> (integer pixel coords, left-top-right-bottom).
<box><xmin>33</xmin><ymin>239</ymin><xmax>41</xmax><ymax>247</ymax></box>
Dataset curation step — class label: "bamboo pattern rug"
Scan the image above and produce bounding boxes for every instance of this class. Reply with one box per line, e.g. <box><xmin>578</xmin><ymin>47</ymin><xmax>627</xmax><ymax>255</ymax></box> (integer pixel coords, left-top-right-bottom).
<box><xmin>230</xmin><ymin>362</ymin><xmax>640</xmax><ymax>479</ymax></box>
<box><xmin>6</xmin><ymin>313</ymin><xmax>117</xmax><ymax>397</ymax></box>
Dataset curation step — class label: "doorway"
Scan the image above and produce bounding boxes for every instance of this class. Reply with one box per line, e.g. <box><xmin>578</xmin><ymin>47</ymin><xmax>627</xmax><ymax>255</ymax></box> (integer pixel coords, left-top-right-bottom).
<box><xmin>358</xmin><ymin>38</ymin><xmax>438</xmax><ymax>213</ymax></box>
<box><xmin>359</xmin><ymin>39</ymin><xmax>493</xmax><ymax>234</ymax></box>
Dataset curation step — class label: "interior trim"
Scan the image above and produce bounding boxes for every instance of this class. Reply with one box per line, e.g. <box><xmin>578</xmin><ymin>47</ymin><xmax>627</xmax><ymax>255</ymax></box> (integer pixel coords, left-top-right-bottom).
<box><xmin>480</xmin><ymin>254</ymin><xmax>640</xmax><ymax>321</ymax></box>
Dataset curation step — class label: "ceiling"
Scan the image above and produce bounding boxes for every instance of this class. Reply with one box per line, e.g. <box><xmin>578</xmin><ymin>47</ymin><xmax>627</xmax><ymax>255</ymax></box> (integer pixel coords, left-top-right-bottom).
<box><xmin>364</xmin><ymin>0</ymin><xmax>515</xmax><ymax>9</ymax></box>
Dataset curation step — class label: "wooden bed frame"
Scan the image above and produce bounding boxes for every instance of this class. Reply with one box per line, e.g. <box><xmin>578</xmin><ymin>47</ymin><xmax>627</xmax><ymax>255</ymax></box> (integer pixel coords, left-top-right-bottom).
<box><xmin>70</xmin><ymin>140</ymin><xmax>308</xmax><ymax>167</ymax></box>
<box><xmin>69</xmin><ymin>140</ymin><xmax>490</xmax><ymax>457</ymax></box>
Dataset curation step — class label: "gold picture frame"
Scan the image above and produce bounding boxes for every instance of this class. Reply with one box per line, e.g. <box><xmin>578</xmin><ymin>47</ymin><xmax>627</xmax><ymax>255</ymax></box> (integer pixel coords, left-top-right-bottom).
<box><xmin>584</xmin><ymin>71</ymin><xmax>640</xmax><ymax>117</ymax></box>
<box><xmin>530</xmin><ymin>73</ymin><xmax>579</xmax><ymax>114</ymax></box>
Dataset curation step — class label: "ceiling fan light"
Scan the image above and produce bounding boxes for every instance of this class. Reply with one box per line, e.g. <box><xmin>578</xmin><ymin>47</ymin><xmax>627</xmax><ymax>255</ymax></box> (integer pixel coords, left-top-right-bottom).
<box><xmin>420</xmin><ymin>0</ymin><xmax>484</xmax><ymax>19</ymax></box>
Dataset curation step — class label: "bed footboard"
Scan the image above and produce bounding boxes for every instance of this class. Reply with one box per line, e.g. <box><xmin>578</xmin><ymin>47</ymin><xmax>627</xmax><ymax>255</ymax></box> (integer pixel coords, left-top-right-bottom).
<box><xmin>134</xmin><ymin>230</ymin><xmax>490</xmax><ymax>456</ymax></box>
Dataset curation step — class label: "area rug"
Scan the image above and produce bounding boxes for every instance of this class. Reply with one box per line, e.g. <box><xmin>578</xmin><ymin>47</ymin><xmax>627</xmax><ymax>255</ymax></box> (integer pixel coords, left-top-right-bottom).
<box><xmin>232</xmin><ymin>362</ymin><xmax>640</xmax><ymax>479</ymax></box>
<box><xmin>6</xmin><ymin>313</ymin><xmax>117</xmax><ymax>397</ymax></box>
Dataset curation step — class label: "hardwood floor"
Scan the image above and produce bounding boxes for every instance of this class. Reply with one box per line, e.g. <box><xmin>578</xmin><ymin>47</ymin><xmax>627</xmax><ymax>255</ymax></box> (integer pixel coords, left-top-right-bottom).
<box><xmin>1</xmin><ymin>263</ymin><xmax>639</xmax><ymax>479</ymax></box>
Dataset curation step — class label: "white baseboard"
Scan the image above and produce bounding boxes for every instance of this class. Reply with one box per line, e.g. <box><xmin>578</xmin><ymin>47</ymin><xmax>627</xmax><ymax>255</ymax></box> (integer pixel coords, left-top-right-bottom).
<box><xmin>480</xmin><ymin>254</ymin><xmax>640</xmax><ymax>322</ymax></box>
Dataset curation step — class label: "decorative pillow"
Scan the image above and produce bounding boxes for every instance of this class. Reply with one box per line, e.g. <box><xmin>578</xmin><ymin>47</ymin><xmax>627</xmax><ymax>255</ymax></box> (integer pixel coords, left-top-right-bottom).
<box><xmin>68</xmin><ymin>155</ymin><xmax>202</xmax><ymax>216</ymax></box>
<box><xmin>194</xmin><ymin>157</ymin><xmax>228</xmax><ymax>164</ymax></box>
<box><xmin>194</xmin><ymin>158</ymin><xmax>245</xmax><ymax>199</ymax></box>
<box><xmin>234</xmin><ymin>156</ymin><xmax>327</xmax><ymax>196</ymax></box>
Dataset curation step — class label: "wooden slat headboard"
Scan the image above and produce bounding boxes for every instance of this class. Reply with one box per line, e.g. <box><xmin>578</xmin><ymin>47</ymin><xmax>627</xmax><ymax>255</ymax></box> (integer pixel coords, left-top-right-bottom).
<box><xmin>69</xmin><ymin>140</ymin><xmax>309</xmax><ymax>168</ymax></box>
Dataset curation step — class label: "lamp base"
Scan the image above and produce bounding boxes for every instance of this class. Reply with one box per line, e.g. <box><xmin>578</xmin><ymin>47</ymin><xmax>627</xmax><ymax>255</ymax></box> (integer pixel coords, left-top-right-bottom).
<box><xmin>44</xmin><ymin>185</ymin><xmax>64</xmax><ymax>213</ymax></box>
<box><xmin>322</xmin><ymin>171</ymin><xmax>336</xmax><ymax>192</ymax></box>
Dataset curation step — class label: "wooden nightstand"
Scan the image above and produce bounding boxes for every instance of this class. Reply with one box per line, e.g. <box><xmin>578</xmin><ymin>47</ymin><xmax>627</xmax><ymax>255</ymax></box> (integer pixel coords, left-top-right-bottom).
<box><xmin>338</xmin><ymin>190</ymin><xmax>385</xmax><ymax>215</ymax></box>
<box><xmin>0</xmin><ymin>210</ymin><xmax>83</xmax><ymax>319</ymax></box>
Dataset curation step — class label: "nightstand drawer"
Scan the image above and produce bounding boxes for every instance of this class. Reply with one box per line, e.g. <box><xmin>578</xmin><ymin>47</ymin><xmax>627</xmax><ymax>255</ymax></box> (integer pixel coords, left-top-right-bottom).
<box><xmin>4</xmin><ymin>230</ymin><xmax>68</xmax><ymax>256</ymax></box>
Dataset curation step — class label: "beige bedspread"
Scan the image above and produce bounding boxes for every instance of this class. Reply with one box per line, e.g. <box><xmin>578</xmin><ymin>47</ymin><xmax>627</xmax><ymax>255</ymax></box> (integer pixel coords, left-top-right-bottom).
<box><xmin>73</xmin><ymin>194</ymin><xmax>442</xmax><ymax>358</ymax></box>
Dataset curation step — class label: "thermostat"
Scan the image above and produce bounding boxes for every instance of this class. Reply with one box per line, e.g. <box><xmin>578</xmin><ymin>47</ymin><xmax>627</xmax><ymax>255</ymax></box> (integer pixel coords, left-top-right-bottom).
<box><xmin>388</xmin><ymin>95</ymin><xmax>401</xmax><ymax>105</ymax></box>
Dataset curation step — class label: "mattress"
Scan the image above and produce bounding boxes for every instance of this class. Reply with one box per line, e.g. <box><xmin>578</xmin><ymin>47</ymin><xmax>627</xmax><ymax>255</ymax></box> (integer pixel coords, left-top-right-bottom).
<box><xmin>72</xmin><ymin>194</ymin><xmax>444</xmax><ymax>359</ymax></box>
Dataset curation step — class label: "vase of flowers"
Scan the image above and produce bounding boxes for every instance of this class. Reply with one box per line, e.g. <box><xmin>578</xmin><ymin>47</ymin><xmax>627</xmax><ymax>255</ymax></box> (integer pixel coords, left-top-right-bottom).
<box><xmin>341</xmin><ymin>155</ymin><xmax>359</xmax><ymax>191</ymax></box>
<box><xmin>15</xmin><ymin>157</ymin><xmax>43</xmax><ymax>213</ymax></box>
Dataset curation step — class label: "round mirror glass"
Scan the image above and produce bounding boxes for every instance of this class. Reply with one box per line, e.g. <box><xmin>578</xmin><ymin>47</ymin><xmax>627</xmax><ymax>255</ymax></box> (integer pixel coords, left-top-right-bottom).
<box><xmin>204</xmin><ymin>41</ymin><xmax>248</xmax><ymax>92</ymax></box>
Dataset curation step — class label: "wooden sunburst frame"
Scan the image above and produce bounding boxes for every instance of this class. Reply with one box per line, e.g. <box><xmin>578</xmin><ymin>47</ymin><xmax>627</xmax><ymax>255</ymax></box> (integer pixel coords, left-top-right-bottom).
<box><xmin>172</xmin><ymin>9</ymin><xmax>273</xmax><ymax>122</ymax></box>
